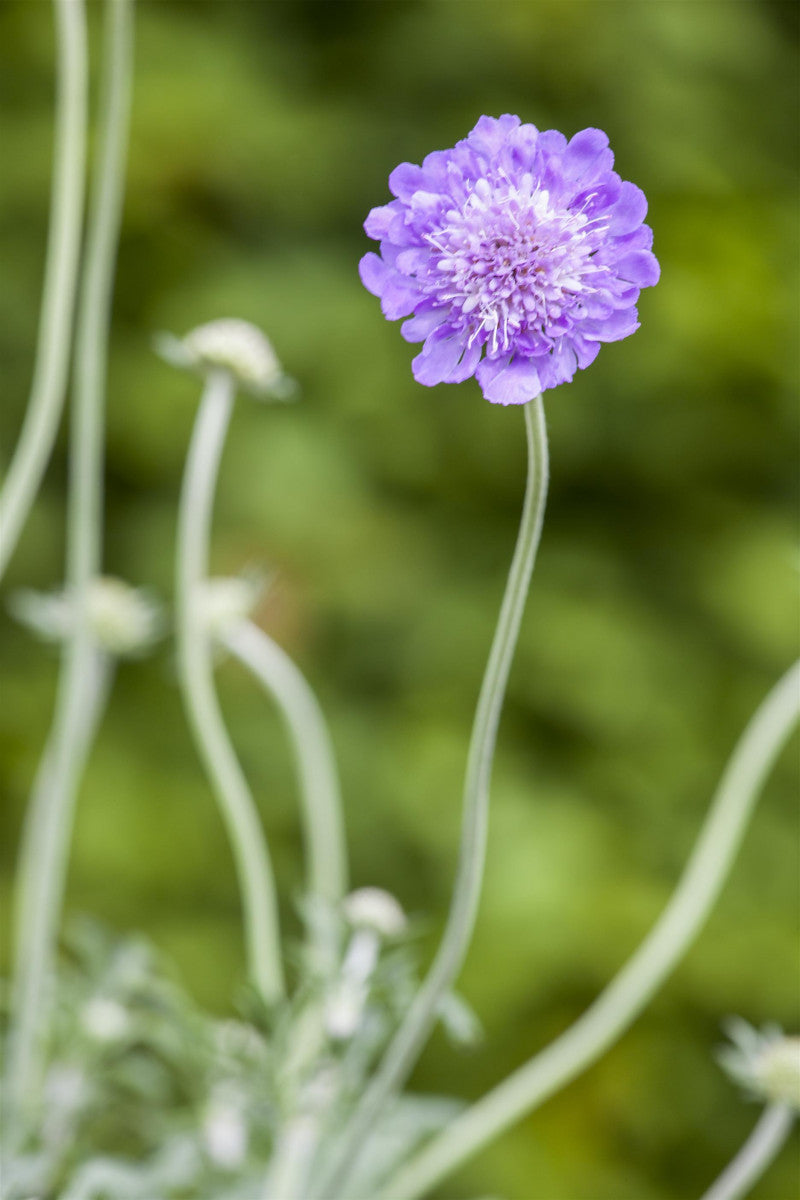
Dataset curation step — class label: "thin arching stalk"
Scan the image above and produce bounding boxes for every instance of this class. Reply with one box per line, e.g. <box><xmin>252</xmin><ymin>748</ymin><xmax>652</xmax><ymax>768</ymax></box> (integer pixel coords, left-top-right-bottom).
<box><xmin>314</xmin><ymin>397</ymin><xmax>549</xmax><ymax>1198</ymax></box>
<box><xmin>700</xmin><ymin>1104</ymin><xmax>795</xmax><ymax>1200</ymax></box>
<box><xmin>376</xmin><ymin>660</ymin><xmax>800</xmax><ymax>1200</ymax></box>
<box><xmin>6</xmin><ymin>0</ymin><xmax>134</xmax><ymax>1134</ymax></box>
<box><xmin>176</xmin><ymin>373</ymin><xmax>285</xmax><ymax>1005</ymax></box>
<box><xmin>0</xmin><ymin>0</ymin><xmax>88</xmax><ymax>581</ymax></box>
<box><xmin>220</xmin><ymin>618</ymin><xmax>348</xmax><ymax>907</ymax></box>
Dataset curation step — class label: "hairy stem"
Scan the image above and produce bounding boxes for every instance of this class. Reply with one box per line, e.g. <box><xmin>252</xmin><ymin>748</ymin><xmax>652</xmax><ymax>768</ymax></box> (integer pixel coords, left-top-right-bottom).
<box><xmin>176</xmin><ymin>373</ymin><xmax>285</xmax><ymax>1004</ymax></box>
<box><xmin>5</xmin><ymin>0</ymin><xmax>133</xmax><ymax>1136</ymax></box>
<box><xmin>315</xmin><ymin>397</ymin><xmax>549</xmax><ymax>1198</ymax></box>
<box><xmin>700</xmin><ymin>1104</ymin><xmax>795</xmax><ymax>1200</ymax></box>
<box><xmin>377</xmin><ymin>660</ymin><xmax>800</xmax><ymax>1200</ymax></box>
<box><xmin>0</xmin><ymin>0</ymin><xmax>88</xmax><ymax>581</ymax></box>
<box><xmin>221</xmin><ymin>618</ymin><xmax>348</xmax><ymax>907</ymax></box>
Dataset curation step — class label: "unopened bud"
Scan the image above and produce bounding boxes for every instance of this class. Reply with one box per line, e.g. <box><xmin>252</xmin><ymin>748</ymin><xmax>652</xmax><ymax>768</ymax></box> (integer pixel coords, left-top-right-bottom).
<box><xmin>156</xmin><ymin>319</ymin><xmax>296</xmax><ymax>400</ymax></box>
<box><xmin>342</xmin><ymin>888</ymin><xmax>407</xmax><ymax>940</ymax></box>
<box><xmin>203</xmin><ymin>1086</ymin><xmax>249</xmax><ymax>1169</ymax></box>
<box><xmin>81</xmin><ymin>997</ymin><xmax>130</xmax><ymax>1043</ymax></box>
<box><xmin>719</xmin><ymin>1019</ymin><xmax>800</xmax><ymax>1111</ymax></box>
<box><xmin>199</xmin><ymin>573</ymin><xmax>266</xmax><ymax>638</ymax></box>
<box><xmin>10</xmin><ymin>577</ymin><xmax>164</xmax><ymax>657</ymax></box>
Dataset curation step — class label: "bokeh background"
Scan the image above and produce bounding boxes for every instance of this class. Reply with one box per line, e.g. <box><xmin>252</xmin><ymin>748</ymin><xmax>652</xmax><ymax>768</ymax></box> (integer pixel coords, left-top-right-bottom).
<box><xmin>1</xmin><ymin>1</ymin><xmax>798</xmax><ymax>1197</ymax></box>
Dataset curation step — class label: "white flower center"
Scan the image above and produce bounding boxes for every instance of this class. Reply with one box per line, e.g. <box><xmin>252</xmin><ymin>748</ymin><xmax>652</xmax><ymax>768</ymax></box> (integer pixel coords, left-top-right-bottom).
<box><xmin>424</xmin><ymin>177</ymin><xmax>608</xmax><ymax>353</ymax></box>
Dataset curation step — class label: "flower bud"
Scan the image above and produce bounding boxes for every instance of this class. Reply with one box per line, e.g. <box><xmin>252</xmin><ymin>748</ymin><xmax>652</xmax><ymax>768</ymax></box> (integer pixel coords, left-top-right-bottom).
<box><xmin>342</xmin><ymin>887</ymin><xmax>407</xmax><ymax>940</ymax></box>
<box><xmin>719</xmin><ymin>1018</ymin><xmax>800</xmax><ymax>1111</ymax></box>
<box><xmin>753</xmin><ymin>1036</ymin><xmax>800</xmax><ymax>1110</ymax></box>
<box><xmin>81</xmin><ymin>997</ymin><xmax>130</xmax><ymax>1043</ymax></box>
<box><xmin>203</xmin><ymin>1085</ymin><xmax>249</xmax><ymax>1169</ymax></box>
<box><xmin>156</xmin><ymin>318</ymin><xmax>296</xmax><ymax>400</ymax></box>
<box><xmin>9</xmin><ymin>577</ymin><xmax>164</xmax><ymax>657</ymax></box>
<box><xmin>199</xmin><ymin>572</ymin><xmax>266</xmax><ymax>639</ymax></box>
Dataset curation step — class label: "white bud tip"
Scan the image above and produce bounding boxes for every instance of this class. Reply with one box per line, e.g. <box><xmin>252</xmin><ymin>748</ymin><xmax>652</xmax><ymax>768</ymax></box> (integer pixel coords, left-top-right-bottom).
<box><xmin>9</xmin><ymin>577</ymin><xmax>163</xmax><ymax>657</ymax></box>
<box><xmin>720</xmin><ymin>1019</ymin><xmax>800</xmax><ymax>1111</ymax></box>
<box><xmin>203</xmin><ymin>1090</ymin><xmax>249</xmax><ymax>1169</ymax></box>
<box><xmin>81</xmin><ymin>997</ymin><xmax>130</xmax><ymax>1042</ymax></box>
<box><xmin>199</xmin><ymin>573</ymin><xmax>265</xmax><ymax>638</ymax></box>
<box><xmin>157</xmin><ymin>319</ymin><xmax>296</xmax><ymax>400</ymax></box>
<box><xmin>755</xmin><ymin>1037</ymin><xmax>800</xmax><ymax>1110</ymax></box>
<box><xmin>342</xmin><ymin>887</ymin><xmax>407</xmax><ymax>938</ymax></box>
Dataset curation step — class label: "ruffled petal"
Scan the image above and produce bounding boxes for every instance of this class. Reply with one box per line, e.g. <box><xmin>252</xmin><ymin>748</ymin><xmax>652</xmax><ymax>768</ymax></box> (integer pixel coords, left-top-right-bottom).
<box><xmin>380</xmin><ymin>274</ymin><xmax>422</xmax><ymax>320</ymax></box>
<box><xmin>570</xmin><ymin>334</ymin><xmax>602</xmax><ymax>370</ymax></box>
<box><xmin>401</xmin><ymin>304</ymin><xmax>448</xmax><ymax>343</ymax></box>
<box><xmin>476</xmin><ymin>354</ymin><xmax>541</xmax><ymax>406</ymax></box>
<box><xmin>395</xmin><ymin>246</ymin><xmax>432</xmax><ymax>275</ymax></box>
<box><xmin>447</xmin><ymin>338</ymin><xmax>482</xmax><ymax>383</ymax></box>
<box><xmin>613</xmin><ymin>224</ymin><xmax>654</xmax><ymax>252</ymax></box>
<box><xmin>546</xmin><ymin>339</ymin><xmax>579</xmax><ymax>387</ymax></box>
<box><xmin>466</xmin><ymin>113</ymin><xmax>521</xmax><ymax>159</ymax></box>
<box><xmin>358</xmin><ymin>252</ymin><xmax>389</xmax><ymax>299</ymax></box>
<box><xmin>537</xmin><ymin>129</ymin><xmax>568</xmax><ymax>158</ymax></box>
<box><xmin>573</xmin><ymin>175</ymin><xmax>621</xmax><ymax>220</ymax></box>
<box><xmin>388</xmin><ymin>162</ymin><xmax>428</xmax><ymax>200</ymax></box>
<box><xmin>364</xmin><ymin>202</ymin><xmax>404</xmax><ymax>241</ymax></box>
<box><xmin>609</xmin><ymin>182</ymin><xmax>648</xmax><ymax>236</ymax></box>
<box><xmin>562</xmin><ymin>128</ymin><xmax>613</xmax><ymax>186</ymax></box>
<box><xmin>580</xmin><ymin>307</ymin><xmax>640</xmax><ymax>342</ymax></box>
<box><xmin>412</xmin><ymin>329</ymin><xmax>472</xmax><ymax>386</ymax></box>
<box><xmin>361</xmin><ymin>250</ymin><xmax>422</xmax><ymax>319</ymax></box>
<box><xmin>617</xmin><ymin>250</ymin><xmax>660</xmax><ymax>287</ymax></box>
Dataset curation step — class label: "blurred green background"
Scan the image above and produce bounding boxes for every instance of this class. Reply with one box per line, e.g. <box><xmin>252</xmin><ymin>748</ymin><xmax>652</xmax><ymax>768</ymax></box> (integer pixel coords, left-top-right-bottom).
<box><xmin>1</xmin><ymin>1</ymin><xmax>798</xmax><ymax>1196</ymax></box>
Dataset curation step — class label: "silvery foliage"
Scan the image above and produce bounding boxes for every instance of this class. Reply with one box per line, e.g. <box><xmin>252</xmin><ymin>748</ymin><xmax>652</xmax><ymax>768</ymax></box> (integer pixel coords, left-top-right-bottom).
<box><xmin>1</xmin><ymin>906</ymin><xmax>474</xmax><ymax>1199</ymax></box>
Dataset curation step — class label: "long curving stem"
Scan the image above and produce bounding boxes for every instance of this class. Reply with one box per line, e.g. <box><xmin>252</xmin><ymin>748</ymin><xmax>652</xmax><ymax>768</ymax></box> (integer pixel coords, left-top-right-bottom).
<box><xmin>220</xmin><ymin>618</ymin><xmax>348</xmax><ymax>906</ymax></box>
<box><xmin>176</xmin><ymin>373</ymin><xmax>285</xmax><ymax>1005</ymax></box>
<box><xmin>5</xmin><ymin>0</ymin><xmax>134</xmax><ymax>1136</ymax></box>
<box><xmin>377</xmin><ymin>659</ymin><xmax>800</xmax><ymax>1200</ymax></box>
<box><xmin>315</xmin><ymin>397</ymin><xmax>549</xmax><ymax>1198</ymax></box>
<box><xmin>700</xmin><ymin>1104</ymin><xmax>795</xmax><ymax>1200</ymax></box>
<box><xmin>0</xmin><ymin>0</ymin><xmax>88</xmax><ymax>582</ymax></box>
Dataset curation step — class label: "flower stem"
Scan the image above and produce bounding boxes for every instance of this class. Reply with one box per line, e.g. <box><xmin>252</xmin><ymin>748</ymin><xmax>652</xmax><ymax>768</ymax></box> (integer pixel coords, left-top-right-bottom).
<box><xmin>314</xmin><ymin>397</ymin><xmax>549</xmax><ymax>1198</ymax></box>
<box><xmin>700</xmin><ymin>1104</ymin><xmax>795</xmax><ymax>1200</ymax></box>
<box><xmin>264</xmin><ymin>1111</ymin><xmax>322</xmax><ymax>1200</ymax></box>
<box><xmin>0</xmin><ymin>0</ymin><xmax>88</xmax><ymax>582</ymax></box>
<box><xmin>176</xmin><ymin>373</ymin><xmax>285</xmax><ymax>1005</ymax></box>
<box><xmin>5</xmin><ymin>0</ymin><xmax>133</xmax><ymax>1138</ymax></box>
<box><xmin>376</xmin><ymin>659</ymin><xmax>800</xmax><ymax>1200</ymax></box>
<box><xmin>220</xmin><ymin>618</ymin><xmax>348</xmax><ymax>907</ymax></box>
<box><xmin>6</xmin><ymin>650</ymin><xmax>113</xmax><ymax>1139</ymax></box>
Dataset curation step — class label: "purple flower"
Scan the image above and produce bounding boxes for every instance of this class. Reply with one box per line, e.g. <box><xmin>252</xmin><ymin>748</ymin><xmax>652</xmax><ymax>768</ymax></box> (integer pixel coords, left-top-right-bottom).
<box><xmin>359</xmin><ymin>115</ymin><xmax>659</xmax><ymax>405</ymax></box>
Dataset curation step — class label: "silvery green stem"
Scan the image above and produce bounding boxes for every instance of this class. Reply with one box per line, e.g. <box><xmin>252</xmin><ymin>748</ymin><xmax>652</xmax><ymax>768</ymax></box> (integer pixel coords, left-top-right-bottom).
<box><xmin>0</xmin><ymin>0</ymin><xmax>87</xmax><ymax>582</ymax></box>
<box><xmin>377</xmin><ymin>659</ymin><xmax>800</xmax><ymax>1200</ymax></box>
<box><xmin>176</xmin><ymin>373</ymin><xmax>285</xmax><ymax>1004</ymax></box>
<box><xmin>5</xmin><ymin>0</ymin><xmax>133</xmax><ymax>1137</ymax></box>
<box><xmin>315</xmin><ymin>397</ymin><xmax>549</xmax><ymax>1198</ymax></box>
<box><xmin>700</xmin><ymin>1104</ymin><xmax>794</xmax><ymax>1200</ymax></box>
<box><xmin>325</xmin><ymin>929</ymin><xmax>380</xmax><ymax>1039</ymax></box>
<box><xmin>220</xmin><ymin>618</ymin><xmax>348</xmax><ymax>906</ymax></box>
<box><xmin>264</xmin><ymin>1111</ymin><xmax>321</xmax><ymax>1200</ymax></box>
<box><xmin>6</xmin><ymin>650</ymin><xmax>112</xmax><ymax>1138</ymax></box>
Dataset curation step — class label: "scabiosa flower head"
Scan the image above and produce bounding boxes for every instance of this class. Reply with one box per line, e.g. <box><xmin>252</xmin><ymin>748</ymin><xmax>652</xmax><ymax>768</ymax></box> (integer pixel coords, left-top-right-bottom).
<box><xmin>360</xmin><ymin>115</ymin><xmax>659</xmax><ymax>404</ymax></box>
